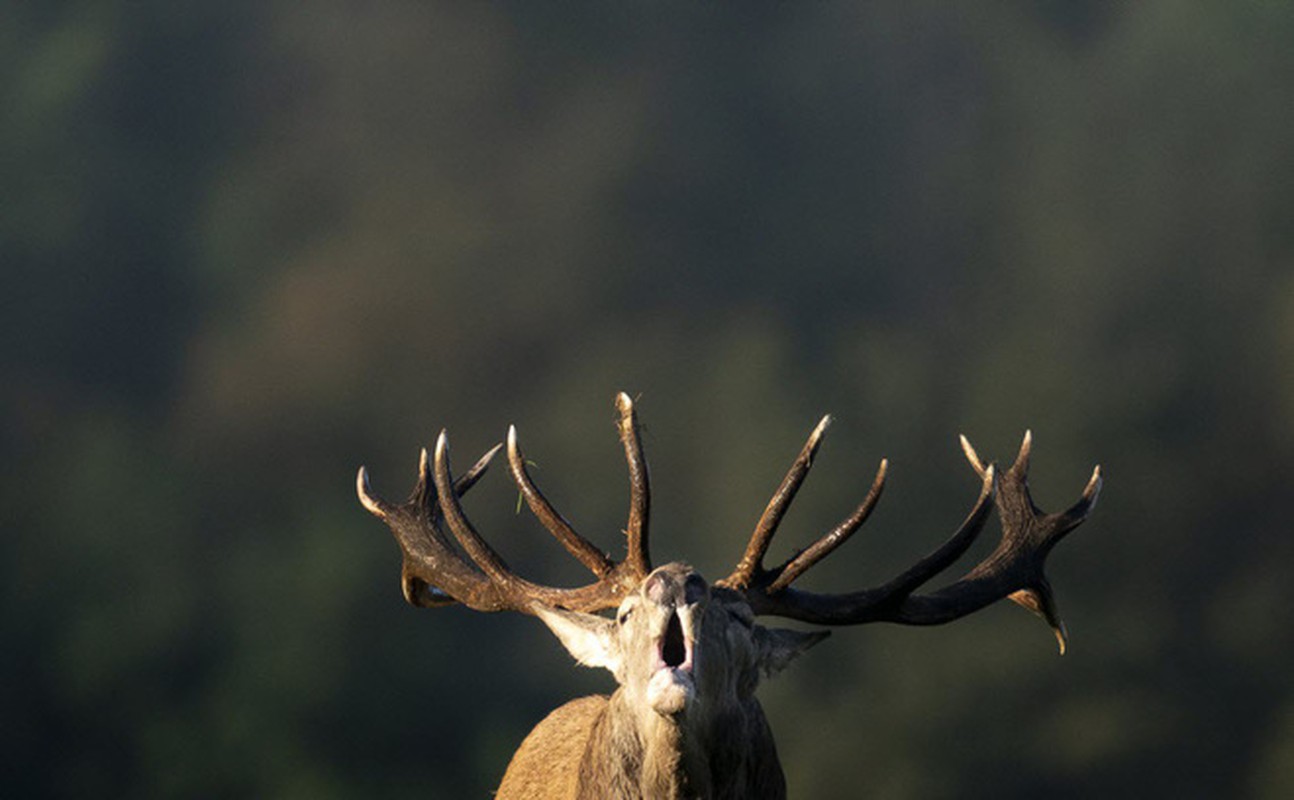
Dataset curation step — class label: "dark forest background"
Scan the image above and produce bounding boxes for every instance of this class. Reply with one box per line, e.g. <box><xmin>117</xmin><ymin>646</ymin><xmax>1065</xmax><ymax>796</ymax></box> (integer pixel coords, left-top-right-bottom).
<box><xmin>5</xmin><ymin>2</ymin><xmax>1294</xmax><ymax>797</ymax></box>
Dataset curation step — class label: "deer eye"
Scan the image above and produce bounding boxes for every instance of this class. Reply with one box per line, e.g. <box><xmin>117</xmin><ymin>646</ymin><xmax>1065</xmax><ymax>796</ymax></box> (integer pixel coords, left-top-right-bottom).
<box><xmin>617</xmin><ymin>608</ymin><xmax>633</xmax><ymax>626</ymax></box>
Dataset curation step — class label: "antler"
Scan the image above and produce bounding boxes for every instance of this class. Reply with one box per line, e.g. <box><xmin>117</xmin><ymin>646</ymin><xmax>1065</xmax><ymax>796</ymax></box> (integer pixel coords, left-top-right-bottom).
<box><xmin>720</xmin><ymin>424</ymin><xmax>1101</xmax><ymax>653</ymax></box>
<box><xmin>359</xmin><ymin>396</ymin><xmax>1100</xmax><ymax>650</ymax></box>
<box><xmin>356</xmin><ymin>393</ymin><xmax>655</xmax><ymax>614</ymax></box>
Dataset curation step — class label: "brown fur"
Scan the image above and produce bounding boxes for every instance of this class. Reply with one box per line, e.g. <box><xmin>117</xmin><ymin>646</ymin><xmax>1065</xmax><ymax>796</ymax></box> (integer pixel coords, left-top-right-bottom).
<box><xmin>496</xmin><ymin>689</ymin><xmax>788</xmax><ymax>800</ymax></box>
<box><xmin>497</xmin><ymin>696</ymin><xmax>608</xmax><ymax>799</ymax></box>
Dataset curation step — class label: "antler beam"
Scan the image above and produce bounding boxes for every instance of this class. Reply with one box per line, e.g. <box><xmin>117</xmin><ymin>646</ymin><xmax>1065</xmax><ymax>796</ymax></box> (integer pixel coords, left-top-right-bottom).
<box><xmin>726</xmin><ymin>425</ymin><xmax>1100</xmax><ymax>652</ymax></box>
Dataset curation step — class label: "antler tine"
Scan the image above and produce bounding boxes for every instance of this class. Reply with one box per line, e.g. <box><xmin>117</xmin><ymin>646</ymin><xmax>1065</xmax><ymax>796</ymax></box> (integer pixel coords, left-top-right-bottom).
<box><xmin>432</xmin><ymin>431</ymin><xmax>526</xmax><ymax>587</ymax></box>
<box><xmin>1009</xmin><ymin>431</ymin><xmax>1102</xmax><ymax>555</ymax></box>
<box><xmin>992</xmin><ymin>432</ymin><xmax>1103</xmax><ymax>653</ymax></box>
<box><xmin>407</xmin><ymin>442</ymin><xmax>504</xmax><ymax>519</ymax></box>
<box><xmin>959</xmin><ymin>433</ymin><xmax>988</xmax><ymax>478</ymax></box>
<box><xmin>363</xmin><ymin>416</ymin><xmax>654</xmax><ymax>616</ymax></box>
<box><xmin>742</xmin><ymin>456</ymin><xmax>997</xmax><ymax>622</ymax></box>
<box><xmin>430</xmin><ymin>431</ymin><xmax>637</xmax><ymax>614</ymax></box>
<box><xmin>1012</xmin><ymin>429</ymin><xmax>1033</xmax><ymax>476</ymax></box>
<box><xmin>615</xmin><ymin>392</ymin><xmax>652</xmax><ymax>578</ymax></box>
<box><xmin>1056</xmin><ymin>464</ymin><xmax>1102</xmax><ymax>536</ymax></box>
<box><xmin>767</xmin><ymin>457</ymin><xmax>888</xmax><ymax>592</ymax></box>
<box><xmin>859</xmin><ymin>462</ymin><xmax>996</xmax><ymax>601</ymax></box>
<box><xmin>721</xmin><ymin>415</ymin><xmax>832</xmax><ymax>590</ymax></box>
<box><xmin>358</xmin><ymin>442</ymin><xmax>502</xmax><ymax>530</ymax></box>
<box><xmin>357</xmin><ymin>466</ymin><xmax>395</xmax><ymax>518</ymax></box>
<box><xmin>508</xmin><ymin>425</ymin><xmax>617</xmax><ymax>579</ymax></box>
<box><xmin>449</xmin><ymin>442</ymin><xmax>503</xmax><ymax>499</ymax></box>
<box><xmin>357</xmin><ymin>443</ymin><xmax>507</xmax><ymax>609</ymax></box>
<box><xmin>744</xmin><ymin>431</ymin><xmax>1099</xmax><ymax>653</ymax></box>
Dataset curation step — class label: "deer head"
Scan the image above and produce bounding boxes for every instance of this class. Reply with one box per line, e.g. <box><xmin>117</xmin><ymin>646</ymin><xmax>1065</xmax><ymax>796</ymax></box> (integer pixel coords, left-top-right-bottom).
<box><xmin>356</xmin><ymin>393</ymin><xmax>1101</xmax><ymax>798</ymax></box>
<box><xmin>532</xmin><ymin>561</ymin><xmax>826</xmax><ymax>721</ymax></box>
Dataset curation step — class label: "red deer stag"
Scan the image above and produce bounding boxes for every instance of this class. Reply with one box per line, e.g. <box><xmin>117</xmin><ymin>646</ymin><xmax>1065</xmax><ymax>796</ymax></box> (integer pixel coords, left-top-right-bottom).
<box><xmin>357</xmin><ymin>393</ymin><xmax>1101</xmax><ymax>799</ymax></box>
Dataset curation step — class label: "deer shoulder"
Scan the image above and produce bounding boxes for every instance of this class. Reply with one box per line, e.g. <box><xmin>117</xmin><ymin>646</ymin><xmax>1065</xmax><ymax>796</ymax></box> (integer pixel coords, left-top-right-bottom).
<box><xmin>497</xmin><ymin>695</ymin><xmax>607</xmax><ymax>799</ymax></box>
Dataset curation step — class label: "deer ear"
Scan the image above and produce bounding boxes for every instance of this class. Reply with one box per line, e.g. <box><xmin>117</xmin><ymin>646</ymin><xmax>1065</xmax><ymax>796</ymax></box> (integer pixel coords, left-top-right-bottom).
<box><xmin>754</xmin><ymin>626</ymin><xmax>830</xmax><ymax>678</ymax></box>
<box><xmin>534</xmin><ymin>606</ymin><xmax>621</xmax><ymax>673</ymax></box>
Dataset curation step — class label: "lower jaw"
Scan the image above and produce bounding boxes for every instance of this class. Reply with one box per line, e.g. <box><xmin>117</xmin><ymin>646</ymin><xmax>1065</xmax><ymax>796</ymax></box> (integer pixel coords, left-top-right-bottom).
<box><xmin>646</xmin><ymin>667</ymin><xmax>695</xmax><ymax>715</ymax></box>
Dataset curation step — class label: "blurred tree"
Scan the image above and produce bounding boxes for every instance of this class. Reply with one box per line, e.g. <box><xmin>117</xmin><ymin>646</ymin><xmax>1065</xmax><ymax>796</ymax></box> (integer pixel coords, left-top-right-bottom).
<box><xmin>4</xmin><ymin>0</ymin><xmax>1294</xmax><ymax>797</ymax></box>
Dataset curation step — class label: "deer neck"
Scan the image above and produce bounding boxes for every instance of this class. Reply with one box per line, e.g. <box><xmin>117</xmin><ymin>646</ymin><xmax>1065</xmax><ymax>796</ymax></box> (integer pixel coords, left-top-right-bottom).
<box><xmin>582</xmin><ymin>688</ymin><xmax>780</xmax><ymax>799</ymax></box>
<box><xmin>574</xmin><ymin>690</ymin><xmax>699</xmax><ymax>798</ymax></box>
<box><xmin>640</xmin><ymin>704</ymin><xmax>712</xmax><ymax>799</ymax></box>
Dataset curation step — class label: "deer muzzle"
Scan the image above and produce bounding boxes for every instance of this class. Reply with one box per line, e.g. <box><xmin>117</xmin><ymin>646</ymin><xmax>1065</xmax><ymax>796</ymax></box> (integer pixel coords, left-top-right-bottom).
<box><xmin>646</xmin><ymin>606</ymin><xmax>697</xmax><ymax>715</ymax></box>
<box><xmin>656</xmin><ymin>609</ymin><xmax>694</xmax><ymax>672</ymax></box>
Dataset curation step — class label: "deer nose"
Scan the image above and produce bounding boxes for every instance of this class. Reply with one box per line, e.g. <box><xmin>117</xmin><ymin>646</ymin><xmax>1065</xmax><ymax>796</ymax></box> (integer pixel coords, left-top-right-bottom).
<box><xmin>645</xmin><ymin>572</ymin><xmax>675</xmax><ymax>604</ymax></box>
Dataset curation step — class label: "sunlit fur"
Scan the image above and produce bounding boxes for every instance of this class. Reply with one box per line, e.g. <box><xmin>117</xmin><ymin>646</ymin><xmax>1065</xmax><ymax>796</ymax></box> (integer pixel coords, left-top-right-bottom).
<box><xmin>497</xmin><ymin>563</ymin><xmax>825</xmax><ymax>799</ymax></box>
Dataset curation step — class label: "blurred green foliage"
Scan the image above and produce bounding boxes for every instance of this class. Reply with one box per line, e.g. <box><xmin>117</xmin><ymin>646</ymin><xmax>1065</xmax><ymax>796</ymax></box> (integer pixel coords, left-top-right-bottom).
<box><xmin>4</xmin><ymin>1</ymin><xmax>1294</xmax><ymax>797</ymax></box>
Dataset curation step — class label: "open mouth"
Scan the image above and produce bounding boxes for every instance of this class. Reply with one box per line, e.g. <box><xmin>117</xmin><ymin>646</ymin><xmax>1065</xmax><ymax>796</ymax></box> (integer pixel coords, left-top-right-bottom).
<box><xmin>656</xmin><ymin>610</ymin><xmax>694</xmax><ymax>673</ymax></box>
<box><xmin>645</xmin><ymin>607</ymin><xmax>698</xmax><ymax>714</ymax></box>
